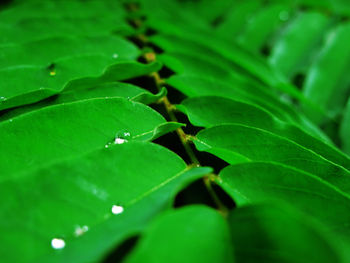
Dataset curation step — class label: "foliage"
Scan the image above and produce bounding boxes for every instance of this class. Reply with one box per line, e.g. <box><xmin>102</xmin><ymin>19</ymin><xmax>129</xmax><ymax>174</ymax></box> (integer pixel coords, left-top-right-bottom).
<box><xmin>1</xmin><ymin>0</ymin><xmax>350</xmax><ymax>262</ymax></box>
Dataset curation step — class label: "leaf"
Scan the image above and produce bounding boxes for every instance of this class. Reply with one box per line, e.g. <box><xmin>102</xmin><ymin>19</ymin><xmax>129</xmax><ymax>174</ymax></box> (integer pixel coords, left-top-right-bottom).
<box><xmin>132</xmin><ymin>87</ymin><xmax>167</xmax><ymax>105</ymax></box>
<box><xmin>0</xmin><ymin>97</ymin><xmax>178</xmax><ymax>178</ymax></box>
<box><xmin>215</xmin><ymin>0</ymin><xmax>263</xmax><ymax>38</ymax></box>
<box><xmin>0</xmin><ymin>16</ymin><xmax>132</xmax><ymax>45</ymax></box>
<box><xmin>180</xmin><ymin>0</ymin><xmax>234</xmax><ymax>23</ymax></box>
<box><xmin>181</xmin><ymin>96</ymin><xmax>349</xmax><ymax>168</ymax></box>
<box><xmin>0</xmin><ymin>60</ymin><xmax>161</xmax><ymax>111</ymax></box>
<box><xmin>123</xmin><ymin>205</ymin><xmax>233</xmax><ymax>263</ymax></box>
<box><xmin>0</xmin><ymin>1</ymin><xmax>132</xmax><ymax>45</ymax></box>
<box><xmin>0</xmin><ymin>84</ymin><xmax>166</xmax><ymax>122</ymax></box>
<box><xmin>269</xmin><ymin>11</ymin><xmax>329</xmax><ymax>79</ymax></box>
<box><xmin>218</xmin><ymin>162</ymin><xmax>350</xmax><ymax>239</ymax></box>
<box><xmin>302</xmin><ymin>22</ymin><xmax>350</xmax><ymax>124</ymax></box>
<box><xmin>194</xmin><ymin>124</ymin><xmax>350</xmax><ymax>193</ymax></box>
<box><xmin>167</xmin><ymin>75</ymin><xmax>306</xmax><ymax>126</ymax></box>
<box><xmin>0</xmin><ymin>0</ymin><xmax>125</xmax><ymax>23</ymax></box>
<box><xmin>229</xmin><ymin>204</ymin><xmax>344</xmax><ymax>263</ymax></box>
<box><xmin>0</xmin><ymin>141</ymin><xmax>212</xmax><ymax>263</ymax></box>
<box><xmin>340</xmin><ymin>98</ymin><xmax>350</xmax><ymax>154</ymax></box>
<box><xmin>0</xmin><ymin>35</ymin><xmax>139</xmax><ymax>69</ymax></box>
<box><xmin>237</xmin><ymin>4</ymin><xmax>292</xmax><ymax>54</ymax></box>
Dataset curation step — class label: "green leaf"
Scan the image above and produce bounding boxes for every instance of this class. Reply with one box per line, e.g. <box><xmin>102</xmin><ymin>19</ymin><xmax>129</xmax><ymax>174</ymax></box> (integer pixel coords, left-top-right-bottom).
<box><xmin>0</xmin><ymin>83</ymin><xmax>166</xmax><ymax>122</ymax></box>
<box><xmin>341</xmin><ymin>98</ymin><xmax>350</xmax><ymax>154</ymax></box>
<box><xmin>0</xmin><ymin>1</ymin><xmax>132</xmax><ymax>45</ymax></box>
<box><xmin>0</xmin><ymin>16</ymin><xmax>132</xmax><ymax>45</ymax></box>
<box><xmin>0</xmin><ymin>0</ymin><xmax>125</xmax><ymax>23</ymax></box>
<box><xmin>0</xmin><ymin>35</ymin><xmax>139</xmax><ymax>69</ymax></box>
<box><xmin>167</xmin><ymin>75</ymin><xmax>306</xmax><ymax>126</ymax></box>
<box><xmin>269</xmin><ymin>11</ymin><xmax>329</xmax><ymax>79</ymax></box>
<box><xmin>123</xmin><ymin>205</ymin><xmax>233</xmax><ymax>263</ymax></box>
<box><xmin>0</xmin><ymin>60</ymin><xmax>161</xmax><ymax>111</ymax></box>
<box><xmin>237</xmin><ymin>4</ymin><xmax>292</xmax><ymax>54</ymax></box>
<box><xmin>194</xmin><ymin>124</ymin><xmax>350</xmax><ymax>193</ymax></box>
<box><xmin>132</xmin><ymin>87</ymin><xmax>167</xmax><ymax>105</ymax></box>
<box><xmin>0</xmin><ymin>141</ymin><xmax>211</xmax><ymax>263</ymax></box>
<box><xmin>0</xmin><ymin>97</ymin><xmax>178</xmax><ymax>178</ymax></box>
<box><xmin>302</xmin><ymin>22</ymin><xmax>350</xmax><ymax>124</ymax></box>
<box><xmin>215</xmin><ymin>0</ymin><xmax>263</xmax><ymax>38</ymax></box>
<box><xmin>229</xmin><ymin>204</ymin><xmax>344</xmax><ymax>263</ymax></box>
<box><xmin>181</xmin><ymin>96</ymin><xmax>349</xmax><ymax>169</ymax></box>
<box><xmin>218</xmin><ymin>162</ymin><xmax>350</xmax><ymax>239</ymax></box>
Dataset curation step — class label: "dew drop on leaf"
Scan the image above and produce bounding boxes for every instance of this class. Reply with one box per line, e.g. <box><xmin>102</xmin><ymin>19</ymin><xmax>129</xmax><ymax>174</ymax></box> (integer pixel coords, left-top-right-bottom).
<box><xmin>112</xmin><ymin>53</ymin><xmax>119</xmax><ymax>59</ymax></box>
<box><xmin>111</xmin><ymin>205</ymin><xmax>124</xmax><ymax>215</ymax></box>
<box><xmin>74</xmin><ymin>225</ymin><xmax>89</xmax><ymax>237</ymax></box>
<box><xmin>51</xmin><ymin>238</ymin><xmax>65</xmax><ymax>249</ymax></box>
<box><xmin>114</xmin><ymin>137</ymin><xmax>127</xmax><ymax>144</ymax></box>
<box><xmin>113</xmin><ymin>131</ymin><xmax>131</xmax><ymax>144</ymax></box>
<box><xmin>0</xmin><ymin>96</ymin><xmax>7</xmax><ymax>101</ymax></box>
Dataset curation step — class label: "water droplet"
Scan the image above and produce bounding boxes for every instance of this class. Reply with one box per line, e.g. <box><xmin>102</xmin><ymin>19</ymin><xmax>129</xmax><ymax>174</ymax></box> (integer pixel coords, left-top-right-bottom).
<box><xmin>111</xmin><ymin>205</ymin><xmax>124</xmax><ymax>215</ymax></box>
<box><xmin>0</xmin><ymin>96</ymin><xmax>6</xmax><ymax>101</ymax></box>
<box><xmin>9</xmin><ymin>119</ymin><xmax>13</xmax><ymax>122</ymax></box>
<box><xmin>112</xmin><ymin>53</ymin><xmax>119</xmax><ymax>59</ymax></box>
<box><xmin>74</xmin><ymin>225</ymin><xmax>89</xmax><ymax>237</ymax></box>
<box><xmin>51</xmin><ymin>238</ymin><xmax>65</xmax><ymax>249</ymax></box>
<box><xmin>279</xmin><ymin>11</ymin><xmax>290</xmax><ymax>21</ymax></box>
<box><xmin>114</xmin><ymin>138</ymin><xmax>127</xmax><ymax>144</ymax></box>
<box><xmin>114</xmin><ymin>131</ymin><xmax>131</xmax><ymax>144</ymax></box>
<box><xmin>105</xmin><ymin>131</ymin><xmax>131</xmax><ymax>148</ymax></box>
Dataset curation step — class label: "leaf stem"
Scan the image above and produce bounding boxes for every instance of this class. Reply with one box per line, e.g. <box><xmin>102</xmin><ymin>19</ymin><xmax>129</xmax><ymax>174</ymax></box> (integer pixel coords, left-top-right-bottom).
<box><xmin>139</xmin><ymin>28</ymin><xmax>229</xmax><ymax>215</ymax></box>
<box><xmin>148</xmin><ymin>68</ymin><xmax>200</xmax><ymax>165</ymax></box>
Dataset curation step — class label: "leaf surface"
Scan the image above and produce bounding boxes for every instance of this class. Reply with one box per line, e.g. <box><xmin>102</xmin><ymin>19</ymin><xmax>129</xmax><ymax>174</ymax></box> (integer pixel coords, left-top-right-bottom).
<box><xmin>0</xmin><ymin>97</ymin><xmax>177</xmax><ymax>178</ymax></box>
<box><xmin>0</xmin><ymin>61</ymin><xmax>161</xmax><ymax>111</ymax></box>
<box><xmin>0</xmin><ymin>141</ymin><xmax>211</xmax><ymax>263</ymax></box>
<box><xmin>123</xmin><ymin>206</ymin><xmax>233</xmax><ymax>263</ymax></box>
<box><xmin>194</xmin><ymin>124</ymin><xmax>350</xmax><ymax>192</ymax></box>
<box><xmin>229</xmin><ymin>204</ymin><xmax>343</xmax><ymax>263</ymax></box>
<box><xmin>219</xmin><ymin>162</ymin><xmax>350</xmax><ymax>239</ymax></box>
<box><xmin>302</xmin><ymin>22</ymin><xmax>350</xmax><ymax>123</ymax></box>
<box><xmin>181</xmin><ymin>96</ymin><xmax>348</xmax><ymax>168</ymax></box>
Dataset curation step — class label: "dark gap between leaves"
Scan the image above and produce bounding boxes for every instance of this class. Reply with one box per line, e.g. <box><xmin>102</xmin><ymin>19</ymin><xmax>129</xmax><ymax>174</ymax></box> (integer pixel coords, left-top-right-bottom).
<box><xmin>211</xmin><ymin>15</ymin><xmax>224</xmax><ymax>27</ymax></box>
<box><xmin>174</xmin><ymin>179</ymin><xmax>217</xmax><ymax>208</ymax></box>
<box><xmin>147</xmin><ymin>42</ymin><xmax>164</xmax><ymax>54</ymax></box>
<box><xmin>174</xmin><ymin>110</ymin><xmax>202</xmax><ymax>135</ymax></box>
<box><xmin>102</xmin><ymin>236</ymin><xmax>139</xmax><ymax>263</ymax></box>
<box><xmin>174</xmin><ymin>178</ymin><xmax>236</xmax><ymax>210</ymax></box>
<box><xmin>163</xmin><ymin>84</ymin><xmax>186</xmax><ymax>105</ymax></box>
<box><xmin>212</xmin><ymin>183</ymin><xmax>236</xmax><ymax>210</ymax></box>
<box><xmin>194</xmin><ymin>150</ymin><xmax>229</xmax><ymax>175</ymax></box>
<box><xmin>158</xmin><ymin>65</ymin><xmax>175</xmax><ymax>79</ymax></box>
<box><xmin>126</xmin><ymin>19</ymin><xmax>143</xmax><ymax>29</ymax></box>
<box><xmin>153</xmin><ymin>131</ymin><xmax>192</xmax><ymax>164</ymax></box>
<box><xmin>260</xmin><ymin>44</ymin><xmax>271</xmax><ymax>57</ymax></box>
<box><xmin>0</xmin><ymin>0</ymin><xmax>12</xmax><ymax>9</ymax></box>
<box><xmin>125</xmin><ymin>75</ymin><xmax>158</xmax><ymax>94</ymax></box>
<box><xmin>292</xmin><ymin>73</ymin><xmax>305</xmax><ymax>90</ymax></box>
<box><xmin>126</xmin><ymin>36</ymin><xmax>145</xmax><ymax>49</ymax></box>
<box><xmin>321</xmin><ymin>118</ymin><xmax>342</xmax><ymax>148</ymax></box>
<box><xmin>136</xmin><ymin>56</ymin><xmax>148</xmax><ymax>64</ymax></box>
<box><xmin>145</xmin><ymin>28</ymin><xmax>158</xmax><ymax>37</ymax></box>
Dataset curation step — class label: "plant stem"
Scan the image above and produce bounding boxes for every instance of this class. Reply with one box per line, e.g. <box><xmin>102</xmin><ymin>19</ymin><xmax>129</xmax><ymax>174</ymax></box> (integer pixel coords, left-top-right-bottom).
<box><xmin>140</xmin><ymin>30</ymin><xmax>229</xmax><ymax>215</ymax></box>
